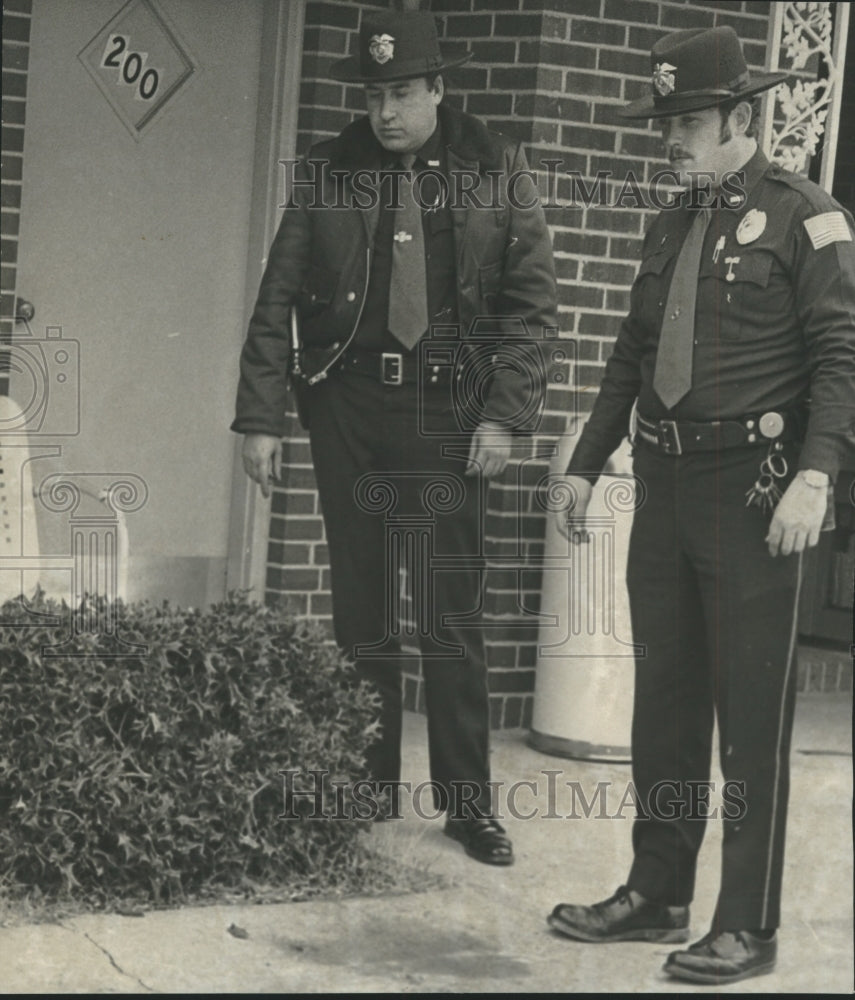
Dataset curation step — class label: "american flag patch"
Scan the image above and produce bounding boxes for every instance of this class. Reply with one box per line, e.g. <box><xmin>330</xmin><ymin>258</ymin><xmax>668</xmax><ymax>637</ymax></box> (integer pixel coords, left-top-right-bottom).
<box><xmin>803</xmin><ymin>211</ymin><xmax>853</xmax><ymax>249</ymax></box>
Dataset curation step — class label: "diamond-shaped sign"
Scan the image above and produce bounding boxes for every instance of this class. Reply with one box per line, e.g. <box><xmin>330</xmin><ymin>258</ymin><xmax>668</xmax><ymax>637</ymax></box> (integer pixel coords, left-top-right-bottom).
<box><xmin>78</xmin><ymin>0</ymin><xmax>195</xmax><ymax>139</ymax></box>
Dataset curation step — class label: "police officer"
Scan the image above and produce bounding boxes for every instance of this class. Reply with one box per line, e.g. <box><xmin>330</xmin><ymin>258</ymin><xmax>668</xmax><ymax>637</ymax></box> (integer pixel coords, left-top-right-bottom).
<box><xmin>232</xmin><ymin>11</ymin><xmax>557</xmax><ymax>864</ymax></box>
<box><xmin>547</xmin><ymin>26</ymin><xmax>855</xmax><ymax>984</ymax></box>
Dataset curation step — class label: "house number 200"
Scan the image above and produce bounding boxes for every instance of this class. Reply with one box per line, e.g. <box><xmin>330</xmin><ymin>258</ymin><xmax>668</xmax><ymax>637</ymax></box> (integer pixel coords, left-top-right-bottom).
<box><xmin>101</xmin><ymin>34</ymin><xmax>160</xmax><ymax>100</ymax></box>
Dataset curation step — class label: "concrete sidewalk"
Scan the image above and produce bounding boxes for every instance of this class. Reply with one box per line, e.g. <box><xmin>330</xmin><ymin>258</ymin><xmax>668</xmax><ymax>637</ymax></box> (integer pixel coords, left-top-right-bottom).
<box><xmin>3</xmin><ymin>692</ymin><xmax>852</xmax><ymax>993</ymax></box>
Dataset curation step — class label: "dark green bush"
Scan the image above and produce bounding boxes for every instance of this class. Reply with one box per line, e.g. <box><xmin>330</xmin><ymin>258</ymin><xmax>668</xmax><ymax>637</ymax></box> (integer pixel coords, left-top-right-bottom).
<box><xmin>0</xmin><ymin>591</ymin><xmax>385</xmax><ymax>909</ymax></box>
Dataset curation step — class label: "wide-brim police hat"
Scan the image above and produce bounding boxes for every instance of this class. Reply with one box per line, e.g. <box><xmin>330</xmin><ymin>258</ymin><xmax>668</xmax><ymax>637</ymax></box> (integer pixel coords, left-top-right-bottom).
<box><xmin>618</xmin><ymin>26</ymin><xmax>789</xmax><ymax>119</ymax></box>
<box><xmin>329</xmin><ymin>11</ymin><xmax>472</xmax><ymax>84</ymax></box>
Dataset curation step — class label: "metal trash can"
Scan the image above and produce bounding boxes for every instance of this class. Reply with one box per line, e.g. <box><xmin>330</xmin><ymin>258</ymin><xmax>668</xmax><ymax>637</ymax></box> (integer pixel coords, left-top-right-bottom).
<box><xmin>529</xmin><ymin>420</ymin><xmax>640</xmax><ymax>762</ymax></box>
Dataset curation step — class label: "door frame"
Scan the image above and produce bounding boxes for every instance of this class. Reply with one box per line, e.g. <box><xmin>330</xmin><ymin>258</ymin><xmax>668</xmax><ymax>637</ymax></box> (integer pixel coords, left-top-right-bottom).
<box><xmin>225</xmin><ymin>0</ymin><xmax>305</xmax><ymax>599</ymax></box>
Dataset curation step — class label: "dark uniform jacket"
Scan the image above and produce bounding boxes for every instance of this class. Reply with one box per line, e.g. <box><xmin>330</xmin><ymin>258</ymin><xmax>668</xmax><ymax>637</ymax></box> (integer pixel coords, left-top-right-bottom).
<box><xmin>232</xmin><ymin>104</ymin><xmax>558</xmax><ymax>439</ymax></box>
<box><xmin>568</xmin><ymin>149</ymin><xmax>855</xmax><ymax>482</ymax></box>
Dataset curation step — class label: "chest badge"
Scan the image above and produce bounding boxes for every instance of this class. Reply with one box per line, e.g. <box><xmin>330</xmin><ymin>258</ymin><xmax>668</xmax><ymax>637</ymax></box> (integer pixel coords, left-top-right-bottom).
<box><xmin>736</xmin><ymin>209</ymin><xmax>767</xmax><ymax>245</ymax></box>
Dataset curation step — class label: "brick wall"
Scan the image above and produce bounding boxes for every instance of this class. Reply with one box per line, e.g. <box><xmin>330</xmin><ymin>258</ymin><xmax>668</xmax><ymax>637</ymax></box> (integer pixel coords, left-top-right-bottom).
<box><xmin>264</xmin><ymin>0</ymin><xmax>849</xmax><ymax>727</ymax></box>
<box><xmin>0</xmin><ymin>0</ymin><xmax>32</xmax><ymax>395</ymax></box>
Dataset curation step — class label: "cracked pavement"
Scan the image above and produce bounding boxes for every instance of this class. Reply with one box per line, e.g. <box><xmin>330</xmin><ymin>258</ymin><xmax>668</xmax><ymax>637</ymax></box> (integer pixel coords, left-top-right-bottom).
<box><xmin>2</xmin><ymin>693</ymin><xmax>851</xmax><ymax>993</ymax></box>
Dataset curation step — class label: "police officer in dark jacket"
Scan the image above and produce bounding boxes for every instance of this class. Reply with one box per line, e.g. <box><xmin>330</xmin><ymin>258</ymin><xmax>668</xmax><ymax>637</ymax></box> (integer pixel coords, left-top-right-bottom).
<box><xmin>547</xmin><ymin>27</ymin><xmax>855</xmax><ymax>984</ymax></box>
<box><xmin>233</xmin><ymin>11</ymin><xmax>557</xmax><ymax>865</ymax></box>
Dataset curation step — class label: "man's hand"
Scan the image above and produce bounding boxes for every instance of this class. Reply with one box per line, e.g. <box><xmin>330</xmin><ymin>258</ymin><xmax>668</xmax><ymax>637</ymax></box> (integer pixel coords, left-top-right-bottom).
<box><xmin>552</xmin><ymin>474</ymin><xmax>594</xmax><ymax>543</ymax></box>
<box><xmin>766</xmin><ymin>470</ymin><xmax>829</xmax><ymax>557</ymax></box>
<box><xmin>465</xmin><ymin>421</ymin><xmax>513</xmax><ymax>478</ymax></box>
<box><xmin>242</xmin><ymin>434</ymin><xmax>282</xmax><ymax>499</ymax></box>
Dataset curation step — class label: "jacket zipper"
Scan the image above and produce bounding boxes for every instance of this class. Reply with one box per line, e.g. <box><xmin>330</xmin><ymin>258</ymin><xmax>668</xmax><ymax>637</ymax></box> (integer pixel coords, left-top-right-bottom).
<box><xmin>307</xmin><ymin>246</ymin><xmax>372</xmax><ymax>385</ymax></box>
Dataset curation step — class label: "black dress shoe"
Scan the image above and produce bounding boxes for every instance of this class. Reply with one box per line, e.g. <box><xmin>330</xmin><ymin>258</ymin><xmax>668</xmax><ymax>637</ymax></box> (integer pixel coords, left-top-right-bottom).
<box><xmin>548</xmin><ymin>885</ymin><xmax>690</xmax><ymax>943</ymax></box>
<box><xmin>443</xmin><ymin>816</ymin><xmax>514</xmax><ymax>866</ymax></box>
<box><xmin>663</xmin><ymin>929</ymin><xmax>777</xmax><ymax>984</ymax></box>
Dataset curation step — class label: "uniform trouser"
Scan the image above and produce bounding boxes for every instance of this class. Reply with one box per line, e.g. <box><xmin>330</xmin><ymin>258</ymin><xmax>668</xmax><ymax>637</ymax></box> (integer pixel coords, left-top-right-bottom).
<box><xmin>625</xmin><ymin>440</ymin><xmax>802</xmax><ymax>931</ymax></box>
<box><xmin>306</xmin><ymin>370</ymin><xmax>492</xmax><ymax>817</ymax></box>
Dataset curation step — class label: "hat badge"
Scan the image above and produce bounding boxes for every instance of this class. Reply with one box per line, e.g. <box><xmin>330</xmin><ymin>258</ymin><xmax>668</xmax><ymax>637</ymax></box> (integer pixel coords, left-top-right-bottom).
<box><xmin>369</xmin><ymin>33</ymin><xmax>395</xmax><ymax>65</ymax></box>
<box><xmin>653</xmin><ymin>62</ymin><xmax>677</xmax><ymax>96</ymax></box>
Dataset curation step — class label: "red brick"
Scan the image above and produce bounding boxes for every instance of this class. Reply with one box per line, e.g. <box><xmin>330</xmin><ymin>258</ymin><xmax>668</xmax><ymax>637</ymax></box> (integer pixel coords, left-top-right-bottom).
<box><xmin>524</xmin><ymin>0</ymin><xmax>600</xmax><ymax>15</ymax></box>
<box><xmin>300</xmin><ymin>81</ymin><xmax>344</xmax><ymax>108</ymax></box>
<box><xmin>628</xmin><ymin>24</ymin><xmax>667</xmax><ymax>52</ymax></box>
<box><xmin>432</xmin><ymin>0</ymin><xmax>475</xmax><ymax>12</ymax></box>
<box><xmin>280</xmin><ymin>517</ymin><xmax>325</xmax><ymax>541</ymax></box>
<box><xmin>445</xmin><ymin>14</ymin><xmax>495</xmax><ymax>37</ymax></box>
<box><xmin>604</xmin><ymin>0</ymin><xmax>661</xmax><ymax>24</ymax></box>
<box><xmin>558</xmin><ymin>281</ymin><xmax>603</xmax><ymax>309</ymax></box>
<box><xmin>2</xmin><ymin>46</ymin><xmax>29</xmax><ymax>72</ymax></box>
<box><xmin>492</xmin><ymin>66</ymin><xmax>562</xmax><ymax>91</ymax></box>
<box><xmin>570</xmin><ymin>19</ymin><xmax>627</xmax><ymax>45</ymax></box>
<box><xmin>302</xmin><ymin>25</ymin><xmax>349</xmax><ymax>55</ymax></box>
<box><xmin>466</xmin><ymin>93</ymin><xmax>514</xmax><ymax>116</ymax></box>
<box><xmin>309</xmin><ymin>593</ymin><xmax>333</xmax><ymax>616</ymax></box>
<box><xmin>609</xmin><ymin>235</ymin><xmax>643</xmax><ymax>260</ymax></box>
<box><xmin>486</xmin><ymin>644</ymin><xmax>518</xmax><ymax>668</ymax></box>
<box><xmin>494</xmin><ymin>13</ymin><xmax>546</xmax><ymax>36</ymax></box>
<box><xmin>575</xmin><ymin>337</ymin><xmax>602</xmax><ymax>361</ymax></box>
<box><xmin>579</xmin><ymin>311</ymin><xmax>623</xmax><ymax>337</ymax></box>
<box><xmin>575</xmin><ymin>362</ymin><xmax>605</xmax><ymax>388</ymax></box>
<box><xmin>561</xmin><ymin>124</ymin><xmax>616</xmax><ymax>152</ymax></box>
<box><xmin>606</xmin><ymin>289</ymin><xmax>631</xmax><ymax>312</ymax></box>
<box><xmin>450</xmin><ymin>65</ymin><xmax>490</xmax><ymax>90</ymax></box>
<box><xmin>598</xmin><ymin>47</ymin><xmax>650</xmax><ymax>77</ymax></box>
<box><xmin>585</xmin><ymin>207</ymin><xmax>644</xmax><ymax>235</ymax></box>
<box><xmin>620</xmin><ymin>130</ymin><xmax>665</xmax><ymax>158</ymax></box>
<box><xmin>468</xmin><ymin>40</ymin><xmax>518</xmax><ymax>63</ymax></box>
<box><xmin>3</xmin><ymin>14</ymin><xmax>30</xmax><ymax>42</ymax></box>
<box><xmin>520</xmin><ymin>40</ymin><xmax>597</xmax><ymax>69</ymax></box>
<box><xmin>660</xmin><ymin>4</ymin><xmax>715</xmax><ymax>30</ymax></box>
<box><xmin>1</xmin><ymin>73</ymin><xmax>26</xmax><ymax>98</ymax></box>
<box><xmin>552</xmin><ymin>230</ymin><xmax>609</xmax><ymax>256</ymax></box>
<box><xmin>515</xmin><ymin>93</ymin><xmax>591</xmax><ymax>122</ymax></box>
<box><xmin>0</xmin><ymin>184</ymin><xmax>21</xmax><ymax>210</ymax></box>
<box><xmin>583</xmin><ymin>260</ymin><xmax>637</xmax><ymax>285</ymax></box>
<box><xmin>564</xmin><ymin>70</ymin><xmax>622</xmax><ymax>99</ymax></box>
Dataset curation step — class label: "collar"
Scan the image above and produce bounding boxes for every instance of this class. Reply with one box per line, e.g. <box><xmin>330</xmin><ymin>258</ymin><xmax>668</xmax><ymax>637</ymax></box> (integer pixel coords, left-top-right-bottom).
<box><xmin>383</xmin><ymin>123</ymin><xmax>443</xmax><ymax>171</ymax></box>
<box><xmin>415</xmin><ymin>124</ymin><xmax>443</xmax><ymax>169</ymax></box>
<box><xmin>324</xmin><ymin>104</ymin><xmax>502</xmax><ymax>174</ymax></box>
<box><xmin>718</xmin><ymin>146</ymin><xmax>770</xmax><ymax>211</ymax></box>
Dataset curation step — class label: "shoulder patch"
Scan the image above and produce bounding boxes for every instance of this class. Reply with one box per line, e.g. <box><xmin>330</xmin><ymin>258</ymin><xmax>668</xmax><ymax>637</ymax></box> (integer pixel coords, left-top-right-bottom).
<box><xmin>803</xmin><ymin>211</ymin><xmax>853</xmax><ymax>250</ymax></box>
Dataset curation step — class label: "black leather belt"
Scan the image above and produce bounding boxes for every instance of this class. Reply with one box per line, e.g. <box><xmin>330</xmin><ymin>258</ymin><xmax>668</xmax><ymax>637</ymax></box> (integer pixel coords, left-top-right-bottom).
<box><xmin>335</xmin><ymin>347</ymin><xmax>455</xmax><ymax>387</ymax></box>
<box><xmin>635</xmin><ymin>408</ymin><xmax>804</xmax><ymax>455</ymax></box>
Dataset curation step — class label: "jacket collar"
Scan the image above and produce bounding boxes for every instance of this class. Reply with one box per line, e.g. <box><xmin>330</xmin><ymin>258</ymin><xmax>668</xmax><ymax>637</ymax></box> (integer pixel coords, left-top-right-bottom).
<box><xmin>676</xmin><ymin>145</ymin><xmax>770</xmax><ymax>212</ymax></box>
<box><xmin>325</xmin><ymin>104</ymin><xmax>503</xmax><ymax>174</ymax></box>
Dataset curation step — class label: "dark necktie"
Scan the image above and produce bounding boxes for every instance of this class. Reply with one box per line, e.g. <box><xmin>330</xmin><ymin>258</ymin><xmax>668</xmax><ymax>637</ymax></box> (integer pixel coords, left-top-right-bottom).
<box><xmin>387</xmin><ymin>154</ymin><xmax>428</xmax><ymax>350</ymax></box>
<box><xmin>653</xmin><ymin>207</ymin><xmax>711</xmax><ymax>410</ymax></box>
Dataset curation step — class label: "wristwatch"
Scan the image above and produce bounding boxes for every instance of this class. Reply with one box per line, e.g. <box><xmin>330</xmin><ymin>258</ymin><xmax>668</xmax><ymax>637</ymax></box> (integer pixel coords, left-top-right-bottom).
<box><xmin>798</xmin><ymin>469</ymin><xmax>829</xmax><ymax>489</ymax></box>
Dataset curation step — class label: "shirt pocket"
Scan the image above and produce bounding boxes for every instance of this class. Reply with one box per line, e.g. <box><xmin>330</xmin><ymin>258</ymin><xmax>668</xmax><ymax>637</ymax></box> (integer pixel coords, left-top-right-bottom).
<box><xmin>708</xmin><ymin>251</ymin><xmax>775</xmax><ymax>340</ymax></box>
<box><xmin>635</xmin><ymin>246</ymin><xmax>675</xmax><ymax>331</ymax></box>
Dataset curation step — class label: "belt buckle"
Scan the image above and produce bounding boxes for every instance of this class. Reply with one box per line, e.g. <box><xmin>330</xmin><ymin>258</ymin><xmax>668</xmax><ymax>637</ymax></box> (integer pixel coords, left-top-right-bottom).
<box><xmin>382</xmin><ymin>352</ymin><xmax>403</xmax><ymax>386</ymax></box>
<box><xmin>659</xmin><ymin>419</ymin><xmax>682</xmax><ymax>455</ymax></box>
